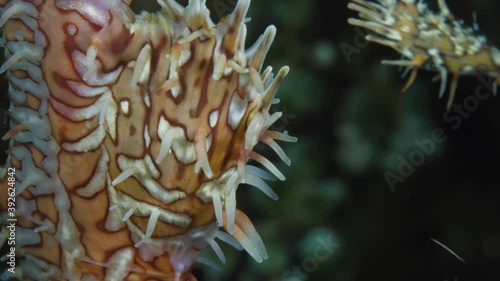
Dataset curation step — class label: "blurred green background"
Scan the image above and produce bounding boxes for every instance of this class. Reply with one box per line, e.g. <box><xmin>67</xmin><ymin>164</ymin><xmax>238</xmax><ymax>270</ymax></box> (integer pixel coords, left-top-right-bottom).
<box><xmin>2</xmin><ymin>0</ymin><xmax>500</xmax><ymax>281</ymax></box>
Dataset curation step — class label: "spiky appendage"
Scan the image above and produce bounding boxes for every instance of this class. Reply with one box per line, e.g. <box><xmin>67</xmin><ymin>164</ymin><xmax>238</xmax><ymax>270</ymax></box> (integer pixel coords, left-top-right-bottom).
<box><xmin>347</xmin><ymin>0</ymin><xmax>500</xmax><ymax>109</ymax></box>
<box><xmin>0</xmin><ymin>0</ymin><xmax>296</xmax><ymax>280</ymax></box>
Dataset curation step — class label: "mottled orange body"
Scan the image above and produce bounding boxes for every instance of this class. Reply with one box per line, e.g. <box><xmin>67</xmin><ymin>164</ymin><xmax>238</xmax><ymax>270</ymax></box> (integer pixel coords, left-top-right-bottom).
<box><xmin>0</xmin><ymin>0</ymin><xmax>294</xmax><ymax>280</ymax></box>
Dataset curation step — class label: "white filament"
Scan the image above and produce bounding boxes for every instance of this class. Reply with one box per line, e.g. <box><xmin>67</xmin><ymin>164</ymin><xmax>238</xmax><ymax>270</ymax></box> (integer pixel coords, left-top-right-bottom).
<box><xmin>212</xmin><ymin>192</ymin><xmax>223</xmax><ymax>227</ymax></box>
<box><xmin>215</xmin><ymin>231</ymin><xmax>243</xmax><ymax>250</ymax></box>
<box><xmin>112</xmin><ymin>168</ymin><xmax>136</xmax><ymax>186</ymax></box>
<box><xmin>208</xmin><ymin>238</ymin><xmax>226</xmax><ymax>263</ymax></box>
<box><xmin>246</xmin><ymin>174</ymin><xmax>278</xmax><ymax>201</ymax></box>
<box><xmin>249</xmin><ymin>151</ymin><xmax>285</xmax><ymax>181</ymax></box>
<box><xmin>156</xmin><ymin>130</ymin><xmax>176</xmax><ymax>164</ymax></box>
<box><xmin>122</xmin><ymin>208</ymin><xmax>135</xmax><ymax>222</ymax></box>
<box><xmin>135</xmin><ymin>208</ymin><xmax>160</xmax><ymax>248</ymax></box>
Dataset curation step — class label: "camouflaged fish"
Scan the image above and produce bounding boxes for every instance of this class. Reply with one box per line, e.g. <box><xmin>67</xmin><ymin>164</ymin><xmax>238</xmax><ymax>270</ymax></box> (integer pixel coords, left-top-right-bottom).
<box><xmin>0</xmin><ymin>0</ymin><xmax>296</xmax><ymax>280</ymax></box>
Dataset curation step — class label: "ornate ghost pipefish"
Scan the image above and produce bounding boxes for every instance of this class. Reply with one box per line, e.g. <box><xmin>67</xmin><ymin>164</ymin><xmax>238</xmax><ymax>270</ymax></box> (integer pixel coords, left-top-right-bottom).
<box><xmin>0</xmin><ymin>0</ymin><xmax>296</xmax><ymax>280</ymax></box>
<box><xmin>347</xmin><ymin>0</ymin><xmax>500</xmax><ymax>109</ymax></box>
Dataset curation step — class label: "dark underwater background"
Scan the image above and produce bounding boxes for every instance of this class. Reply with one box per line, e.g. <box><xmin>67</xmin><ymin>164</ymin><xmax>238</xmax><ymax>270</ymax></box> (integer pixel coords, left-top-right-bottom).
<box><xmin>2</xmin><ymin>0</ymin><xmax>500</xmax><ymax>280</ymax></box>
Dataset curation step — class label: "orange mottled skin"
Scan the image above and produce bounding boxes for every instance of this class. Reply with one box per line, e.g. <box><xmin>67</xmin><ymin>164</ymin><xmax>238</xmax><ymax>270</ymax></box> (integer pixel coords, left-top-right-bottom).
<box><xmin>1</xmin><ymin>0</ymin><xmax>293</xmax><ymax>280</ymax></box>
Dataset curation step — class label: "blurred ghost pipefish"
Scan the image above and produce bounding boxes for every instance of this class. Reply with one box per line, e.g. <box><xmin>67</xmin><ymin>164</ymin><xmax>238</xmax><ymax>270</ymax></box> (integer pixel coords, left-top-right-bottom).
<box><xmin>347</xmin><ymin>0</ymin><xmax>500</xmax><ymax>109</ymax></box>
<box><xmin>0</xmin><ymin>0</ymin><xmax>296</xmax><ymax>280</ymax></box>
